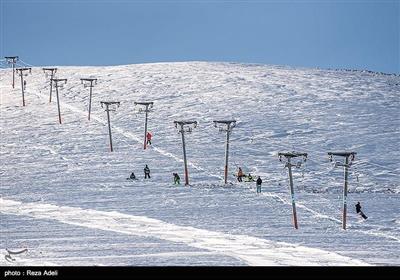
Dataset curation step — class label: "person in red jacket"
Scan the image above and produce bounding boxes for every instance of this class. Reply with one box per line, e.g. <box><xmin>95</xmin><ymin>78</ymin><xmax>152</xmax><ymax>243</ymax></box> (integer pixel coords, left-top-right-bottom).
<box><xmin>146</xmin><ymin>132</ymin><xmax>152</xmax><ymax>145</ymax></box>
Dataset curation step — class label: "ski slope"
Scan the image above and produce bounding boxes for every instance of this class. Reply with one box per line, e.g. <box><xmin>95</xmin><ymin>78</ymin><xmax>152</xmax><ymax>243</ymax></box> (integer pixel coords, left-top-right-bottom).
<box><xmin>0</xmin><ymin>61</ymin><xmax>399</xmax><ymax>266</ymax></box>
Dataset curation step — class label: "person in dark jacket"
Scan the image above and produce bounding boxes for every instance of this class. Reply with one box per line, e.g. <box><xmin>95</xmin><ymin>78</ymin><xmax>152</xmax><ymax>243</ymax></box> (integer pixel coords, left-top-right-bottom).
<box><xmin>256</xmin><ymin>176</ymin><xmax>262</xmax><ymax>193</ymax></box>
<box><xmin>144</xmin><ymin>165</ymin><xmax>151</xmax><ymax>179</ymax></box>
<box><xmin>173</xmin><ymin>173</ymin><xmax>180</xmax><ymax>184</ymax></box>
<box><xmin>129</xmin><ymin>172</ymin><xmax>136</xmax><ymax>180</ymax></box>
<box><xmin>355</xmin><ymin>202</ymin><xmax>368</xmax><ymax>219</ymax></box>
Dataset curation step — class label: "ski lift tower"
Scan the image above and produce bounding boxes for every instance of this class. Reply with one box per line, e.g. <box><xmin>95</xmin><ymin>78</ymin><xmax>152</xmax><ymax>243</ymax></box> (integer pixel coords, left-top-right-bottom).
<box><xmin>15</xmin><ymin>67</ymin><xmax>32</xmax><ymax>106</ymax></box>
<box><xmin>5</xmin><ymin>56</ymin><xmax>18</xmax><ymax>88</ymax></box>
<box><xmin>213</xmin><ymin>120</ymin><xmax>236</xmax><ymax>184</ymax></box>
<box><xmin>51</xmin><ymin>78</ymin><xmax>67</xmax><ymax>124</ymax></box>
<box><xmin>173</xmin><ymin>120</ymin><xmax>198</xmax><ymax>185</ymax></box>
<box><xmin>134</xmin><ymin>101</ymin><xmax>154</xmax><ymax>149</ymax></box>
<box><xmin>278</xmin><ymin>151</ymin><xmax>308</xmax><ymax>229</ymax></box>
<box><xmin>43</xmin><ymin>68</ymin><xmax>57</xmax><ymax>103</ymax></box>
<box><xmin>100</xmin><ymin>101</ymin><xmax>121</xmax><ymax>152</ymax></box>
<box><xmin>80</xmin><ymin>78</ymin><xmax>98</xmax><ymax>121</ymax></box>
<box><xmin>327</xmin><ymin>151</ymin><xmax>357</xmax><ymax>230</ymax></box>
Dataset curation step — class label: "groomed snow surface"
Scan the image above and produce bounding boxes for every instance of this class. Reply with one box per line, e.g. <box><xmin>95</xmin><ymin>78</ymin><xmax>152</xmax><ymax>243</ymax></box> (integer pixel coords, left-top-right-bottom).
<box><xmin>0</xmin><ymin>62</ymin><xmax>399</xmax><ymax>266</ymax></box>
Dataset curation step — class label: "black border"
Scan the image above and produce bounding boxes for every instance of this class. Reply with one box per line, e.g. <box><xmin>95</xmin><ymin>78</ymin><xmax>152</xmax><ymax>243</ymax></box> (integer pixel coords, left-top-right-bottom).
<box><xmin>1</xmin><ymin>266</ymin><xmax>398</xmax><ymax>279</ymax></box>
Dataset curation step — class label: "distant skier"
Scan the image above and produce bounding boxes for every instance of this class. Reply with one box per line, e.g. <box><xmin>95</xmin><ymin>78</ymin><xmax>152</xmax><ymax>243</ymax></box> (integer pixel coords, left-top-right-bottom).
<box><xmin>173</xmin><ymin>173</ymin><xmax>180</xmax><ymax>185</ymax></box>
<box><xmin>237</xmin><ymin>167</ymin><xmax>244</xmax><ymax>182</ymax></box>
<box><xmin>129</xmin><ymin>172</ymin><xmax>136</xmax><ymax>180</ymax></box>
<box><xmin>256</xmin><ymin>176</ymin><xmax>262</xmax><ymax>193</ymax></box>
<box><xmin>146</xmin><ymin>132</ymin><xmax>152</xmax><ymax>146</ymax></box>
<box><xmin>144</xmin><ymin>164</ymin><xmax>151</xmax><ymax>179</ymax></box>
<box><xmin>355</xmin><ymin>202</ymin><xmax>368</xmax><ymax>220</ymax></box>
<box><xmin>245</xmin><ymin>173</ymin><xmax>254</xmax><ymax>182</ymax></box>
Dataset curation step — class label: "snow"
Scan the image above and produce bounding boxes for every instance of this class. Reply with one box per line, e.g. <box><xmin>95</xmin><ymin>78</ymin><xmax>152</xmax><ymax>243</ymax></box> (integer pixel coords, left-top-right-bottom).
<box><xmin>0</xmin><ymin>61</ymin><xmax>399</xmax><ymax>266</ymax></box>
<box><xmin>0</xmin><ymin>198</ymin><xmax>368</xmax><ymax>266</ymax></box>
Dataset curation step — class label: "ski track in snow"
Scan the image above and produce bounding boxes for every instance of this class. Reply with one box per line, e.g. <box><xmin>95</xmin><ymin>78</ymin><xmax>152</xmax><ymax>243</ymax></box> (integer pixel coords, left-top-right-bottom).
<box><xmin>0</xmin><ymin>249</ymin><xmax>58</xmax><ymax>266</ymax></box>
<box><xmin>0</xmin><ymin>198</ymin><xmax>368</xmax><ymax>266</ymax></box>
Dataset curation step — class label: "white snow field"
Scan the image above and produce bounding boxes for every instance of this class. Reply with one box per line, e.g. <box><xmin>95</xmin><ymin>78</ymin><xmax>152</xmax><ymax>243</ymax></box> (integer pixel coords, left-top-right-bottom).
<box><xmin>0</xmin><ymin>61</ymin><xmax>399</xmax><ymax>266</ymax></box>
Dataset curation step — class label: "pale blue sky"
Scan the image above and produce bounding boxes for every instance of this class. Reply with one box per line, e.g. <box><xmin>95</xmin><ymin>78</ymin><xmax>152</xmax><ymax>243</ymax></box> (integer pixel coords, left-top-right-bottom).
<box><xmin>1</xmin><ymin>0</ymin><xmax>399</xmax><ymax>73</ymax></box>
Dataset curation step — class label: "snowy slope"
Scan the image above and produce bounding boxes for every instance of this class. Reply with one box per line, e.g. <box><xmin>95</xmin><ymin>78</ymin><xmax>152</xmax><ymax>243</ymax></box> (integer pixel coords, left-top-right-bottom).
<box><xmin>0</xmin><ymin>61</ymin><xmax>399</xmax><ymax>266</ymax></box>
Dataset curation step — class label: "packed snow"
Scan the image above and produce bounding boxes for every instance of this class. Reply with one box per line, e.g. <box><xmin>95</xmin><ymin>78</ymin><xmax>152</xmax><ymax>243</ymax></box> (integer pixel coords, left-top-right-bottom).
<box><xmin>0</xmin><ymin>61</ymin><xmax>399</xmax><ymax>266</ymax></box>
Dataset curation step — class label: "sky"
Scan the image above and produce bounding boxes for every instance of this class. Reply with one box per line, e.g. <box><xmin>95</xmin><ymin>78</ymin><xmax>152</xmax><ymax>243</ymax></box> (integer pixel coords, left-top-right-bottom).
<box><xmin>1</xmin><ymin>0</ymin><xmax>399</xmax><ymax>74</ymax></box>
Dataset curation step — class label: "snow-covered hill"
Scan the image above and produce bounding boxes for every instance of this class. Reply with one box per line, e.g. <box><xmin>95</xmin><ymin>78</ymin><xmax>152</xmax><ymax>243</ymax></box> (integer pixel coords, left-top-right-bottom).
<box><xmin>0</xmin><ymin>62</ymin><xmax>399</xmax><ymax>265</ymax></box>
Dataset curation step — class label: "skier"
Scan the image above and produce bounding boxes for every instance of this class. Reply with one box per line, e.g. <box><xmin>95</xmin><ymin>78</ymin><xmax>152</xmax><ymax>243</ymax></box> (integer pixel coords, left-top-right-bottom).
<box><xmin>355</xmin><ymin>202</ymin><xmax>368</xmax><ymax>220</ymax></box>
<box><xmin>173</xmin><ymin>173</ymin><xmax>180</xmax><ymax>185</ymax></box>
<box><xmin>144</xmin><ymin>164</ymin><xmax>151</xmax><ymax>179</ymax></box>
<box><xmin>146</xmin><ymin>132</ymin><xmax>152</xmax><ymax>146</ymax></box>
<box><xmin>245</xmin><ymin>173</ymin><xmax>254</xmax><ymax>182</ymax></box>
<box><xmin>129</xmin><ymin>172</ymin><xmax>136</xmax><ymax>180</ymax></box>
<box><xmin>237</xmin><ymin>167</ymin><xmax>244</xmax><ymax>182</ymax></box>
<box><xmin>256</xmin><ymin>176</ymin><xmax>262</xmax><ymax>194</ymax></box>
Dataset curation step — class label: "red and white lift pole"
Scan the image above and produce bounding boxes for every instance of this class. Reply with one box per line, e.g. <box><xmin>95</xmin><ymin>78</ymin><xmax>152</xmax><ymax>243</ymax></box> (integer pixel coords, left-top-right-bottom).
<box><xmin>15</xmin><ymin>67</ymin><xmax>32</xmax><ymax>106</ymax></box>
<box><xmin>174</xmin><ymin>120</ymin><xmax>198</xmax><ymax>185</ymax></box>
<box><xmin>43</xmin><ymin>68</ymin><xmax>58</xmax><ymax>103</ymax></box>
<box><xmin>100</xmin><ymin>101</ymin><xmax>121</xmax><ymax>152</ymax></box>
<box><xmin>51</xmin><ymin>78</ymin><xmax>68</xmax><ymax>124</ymax></box>
<box><xmin>134</xmin><ymin>102</ymin><xmax>154</xmax><ymax>149</ymax></box>
<box><xmin>328</xmin><ymin>151</ymin><xmax>357</xmax><ymax>230</ymax></box>
<box><xmin>80</xmin><ymin>78</ymin><xmax>98</xmax><ymax>121</ymax></box>
<box><xmin>278</xmin><ymin>151</ymin><xmax>308</xmax><ymax>229</ymax></box>
<box><xmin>213</xmin><ymin>120</ymin><xmax>236</xmax><ymax>184</ymax></box>
<box><xmin>5</xmin><ymin>56</ymin><xmax>19</xmax><ymax>88</ymax></box>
